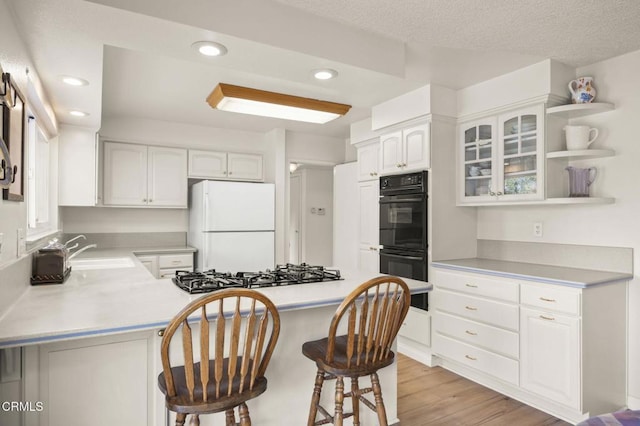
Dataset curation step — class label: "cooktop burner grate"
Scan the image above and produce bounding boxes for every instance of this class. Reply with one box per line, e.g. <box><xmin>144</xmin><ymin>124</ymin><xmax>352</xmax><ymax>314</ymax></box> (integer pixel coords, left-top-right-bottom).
<box><xmin>172</xmin><ymin>263</ymin><xmax>341</xmax><ymax>294</ymax></box>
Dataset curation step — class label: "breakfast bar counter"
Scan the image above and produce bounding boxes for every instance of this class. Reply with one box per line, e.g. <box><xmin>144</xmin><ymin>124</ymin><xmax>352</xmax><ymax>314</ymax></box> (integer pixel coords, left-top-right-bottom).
<box><xmin>0</xmin><ymin>249</ymin><xmax>430</xmax><ymax>426</ymax></box>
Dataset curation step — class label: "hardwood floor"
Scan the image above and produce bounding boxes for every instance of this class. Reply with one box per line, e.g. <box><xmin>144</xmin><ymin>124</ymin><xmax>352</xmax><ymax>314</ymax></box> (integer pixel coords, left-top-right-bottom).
<box><xmin>397</xmin><ymin>354</ymin><xmax>570</xmax><ymax>426</ymax></box>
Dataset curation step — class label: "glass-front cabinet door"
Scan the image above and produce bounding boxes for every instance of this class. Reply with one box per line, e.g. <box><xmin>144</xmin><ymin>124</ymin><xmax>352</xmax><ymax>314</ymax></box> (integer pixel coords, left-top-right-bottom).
<box><xmin>497</xmin><ymin>104</ymin><xmax>544</xmax><ymax>201</ymax></box>
<box><xmin>459</xmin><ymin>117</ymin><xmax>497</xmax><ymax>203</ymax></box>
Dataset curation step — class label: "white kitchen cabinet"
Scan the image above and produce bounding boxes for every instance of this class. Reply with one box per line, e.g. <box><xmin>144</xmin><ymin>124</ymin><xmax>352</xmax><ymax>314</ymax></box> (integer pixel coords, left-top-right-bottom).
<box><xmin>357</xmin><ymin>181</ymin><xmax>379</xmax><ymax>273</ymax></box>
<box><xmin>188</xmin><ymin>150</ymin><xmax>263</xmax><ymax>181</ymax></box>
<box><xmin>356</xmin><ymin>140</ymin><xmax>379</xmax><ymax>181</ymax></box>
<box><xmin>135</xmin><ymin>252</ymin><xmax>193</xmax><ymax>278</ymax></box>
<box><xmin>399</xmin><ymin>307</ymin><xmax>431</xmax><ymax>347</ymax></box>
<box><xmin>457</xmin><ymin>104</ymin><xmax>544</xmax><ymax>205</ymax></box>
<box><xmin>432</xmin><ymin>266</ymin><xmax>628</xmax><ymax>424</ymax></box>
<box><xmin>379</xmin><ymin>122</ymin><xmax>430</xmax><ymax>175</ymax></box>
<box><xmin>188</xmin><ymin>149</ymin><xmax>227</xmax><ymax>179</ymax></box>
<box><xmin>520</xmin><ymin>307</ymin><xmax>580</xmax><ymax>409</ymax></box>
<box><xmin>227</xmin><ymin>152</ymin><xmax>263</xmax><ymax>180</ymax></box>
<box><xmin>147</xmin><ymin>146</ymin><xmax>188</xmax><ymax>207</ymax></box>
<box><xmin>433</xmin><ymin>269</ymin><xmax>520</xmax><ymax>385</ymax></box>
<box><xmin>103</xmin><ymin>142</ymin><xmax>187</xmax><ymax>208</ymax></box>
<box><xmin>23</xmin><ymin>331</ymin><xmax>154</xmax><ymax>426</ymax></box>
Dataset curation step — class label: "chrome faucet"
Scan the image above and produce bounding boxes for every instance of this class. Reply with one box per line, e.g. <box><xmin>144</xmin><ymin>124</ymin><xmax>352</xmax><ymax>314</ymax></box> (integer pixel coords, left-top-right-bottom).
<box><xmin>64</xmin><ymin>235</ymin><xmax>86</xmax><ymax>251</ymax></box>
<box><xmin>68</xmin><ymin>244</ymin><xmax>97</xmax><ymax>260</ymax></box>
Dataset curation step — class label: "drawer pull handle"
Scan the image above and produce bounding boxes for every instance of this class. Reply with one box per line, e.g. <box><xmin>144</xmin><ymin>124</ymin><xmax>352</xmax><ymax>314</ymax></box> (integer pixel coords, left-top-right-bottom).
<box><xmin>540</xmin><ymin>315</ymin><xmax>555</xmax><ymax>321</ymax></box>
<box><xmin>465</xmin><ymin>306</ymin><xmax>478</xmax><ymax>311</ymax></box>
<box><xmin>465</xmin><ymin>330</ymin><xmax>477</xmax><ymax>336</ymax></box>
<box><xmin>465</xmin><ymin>283</ymin><xmax>478</xmax><ymax>288</ymax></box>
<box><xmin>539</xmin><ymin>297</ymin><xmax>556</xmax><ymax>302</ymax></box>
<box><xmin>465</xmin><ymin>355</ymin><xmax>477</xmax><ymax>361</ymax></box>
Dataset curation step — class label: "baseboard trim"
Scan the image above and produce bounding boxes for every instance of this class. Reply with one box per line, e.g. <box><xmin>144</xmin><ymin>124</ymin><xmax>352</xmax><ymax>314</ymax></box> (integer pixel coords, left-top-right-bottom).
<box><xmin>398</xmin><ymin>337</ymin><xmax>434</xmax><ymax>367</ymax></box>
<box><xmin>628</xmin><ymin>395</ymin><xmax>640</xmax><ymax>410</ymax></box>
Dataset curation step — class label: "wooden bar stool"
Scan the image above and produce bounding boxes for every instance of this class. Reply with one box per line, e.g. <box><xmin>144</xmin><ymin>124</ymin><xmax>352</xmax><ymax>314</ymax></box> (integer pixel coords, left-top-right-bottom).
<box><xmin>302</xmin><ymin>276</ymin><xmax>410</xmax><ymax>426</ymax></box>
<box><xmin>158</xmin><ymin>289</ymin><xmax>280</xmax><ymax>426</ymax></box>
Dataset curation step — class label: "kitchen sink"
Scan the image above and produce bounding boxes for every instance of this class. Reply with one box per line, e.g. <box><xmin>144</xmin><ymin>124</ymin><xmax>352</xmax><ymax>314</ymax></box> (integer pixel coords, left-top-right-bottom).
<box><xmin>69</xmin><ymin>257</ymin><xmax>136</xmax><ymax>270</ymax></box>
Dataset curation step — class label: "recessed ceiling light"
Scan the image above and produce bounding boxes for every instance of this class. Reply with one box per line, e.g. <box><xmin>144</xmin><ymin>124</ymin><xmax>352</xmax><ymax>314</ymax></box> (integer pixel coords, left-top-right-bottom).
<box><xmin>192</xmin><ymin>41</ymin><xmax>228</xmax><ymax>57</ymax></box>
<box><xmin>313</xmin><ymin>69</ymin><xmax>338</xmax><ymax>80</ymax></box>
<box><xmin>69</xmin><ymin>110</ymin><xmax>89</xmax><ymax>117</ymax></box>
<box><xmin>61</xmin><ymin>76</ymin><xmax>89</xmax><ymax>86</ymax></box>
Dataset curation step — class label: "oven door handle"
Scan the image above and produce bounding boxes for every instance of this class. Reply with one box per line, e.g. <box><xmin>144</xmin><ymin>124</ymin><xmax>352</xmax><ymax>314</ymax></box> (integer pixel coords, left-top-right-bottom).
<box><xmin>379</xmin><ymin>197</ymin><xmax>424</xmax><ymax>203</ymax></box>
<box><xmin>381</xmin><ymin>252</ymin><xmax>424</xmax><ymax>261</ymax></box>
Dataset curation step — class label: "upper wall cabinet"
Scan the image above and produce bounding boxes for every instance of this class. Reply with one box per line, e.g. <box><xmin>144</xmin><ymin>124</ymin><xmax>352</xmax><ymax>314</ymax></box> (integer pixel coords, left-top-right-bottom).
<box><xmin>458</xmin><ymin>104</ymin><xmax>544</xmax><ymax>205</ymax></box>
<box><xmin>356</xmin><ymin>140</ymin><xmax>379</xmax><ymax>182</ymax></box>
<box><xmin>379</xmin><ymin>122</ymin><xmax>431</xmax><ymax>175</ymax></box>
<box><xmin>103</xmin><ymin>142</ymin><xmax>187</xmax><ymax>208</ymax></box>
<box><xmin>188</xmin><ymin>150</ymin><xmax>263</xmax><ymax>182</ymax></box>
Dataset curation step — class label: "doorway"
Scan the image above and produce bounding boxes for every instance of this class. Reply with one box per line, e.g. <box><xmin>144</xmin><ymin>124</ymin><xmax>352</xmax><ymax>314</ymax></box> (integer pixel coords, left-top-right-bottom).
<box><xmin>289</xmin><ymin>173</ymin><xmax>301</xmax><ymax>264</ymax></box>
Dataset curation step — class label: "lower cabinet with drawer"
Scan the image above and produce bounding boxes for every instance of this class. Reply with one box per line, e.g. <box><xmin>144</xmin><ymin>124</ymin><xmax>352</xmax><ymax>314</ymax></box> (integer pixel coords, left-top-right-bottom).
<box><xmin>432</xmin><ymin>267</ymin><xmax>628</xmax><ymax>424</ymax></box>
<box><xmin>135</xmin><ymin>251</ymin><xmax>194</xmax><ymax>279</ymax></box>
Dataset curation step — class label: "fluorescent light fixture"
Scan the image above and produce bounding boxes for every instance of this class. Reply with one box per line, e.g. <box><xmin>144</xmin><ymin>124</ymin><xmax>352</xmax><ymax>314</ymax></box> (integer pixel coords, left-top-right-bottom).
<box><xmin>192</xmin><ymin>41</ymin><xmax>228</xmax><ymax>57</ymax></box>
<box><xmin>206</xmin><ymin>83</ymin><xmax>351</xmax><ymax>124</ymax></box>
<box><xmin>69</xmin><ymin>110</ymin><xmax>89</xmax><ymax>117</ymax></box>
<box><xmin>313</xmin><ymin>69</ymin><xmax>338</xmax><ymax>80</ymax></box>
<box><xmin>61</xmin><ymin>76</ymin><xmax>89</xmax><ymax>86</ymax></box>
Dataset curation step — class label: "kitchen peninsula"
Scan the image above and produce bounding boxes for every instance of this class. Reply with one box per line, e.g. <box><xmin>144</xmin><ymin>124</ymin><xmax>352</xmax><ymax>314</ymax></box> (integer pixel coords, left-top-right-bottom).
<box><xmin>0</xmin><ymin>249</ymin><xmax>430</xmax><ymax>425</ymax></box>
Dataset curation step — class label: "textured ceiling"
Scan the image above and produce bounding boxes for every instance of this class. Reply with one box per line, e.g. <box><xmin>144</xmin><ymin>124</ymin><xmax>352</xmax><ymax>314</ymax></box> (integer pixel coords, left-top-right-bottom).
<box><xmin>273</xmin><ymin>0</ymin><xmax>640</xmax><ymax>67</ymax></box>
<box><xmin>8</xmin><ymin>0</ymin><xmax>640</xmax><ymax>138</ymax></box>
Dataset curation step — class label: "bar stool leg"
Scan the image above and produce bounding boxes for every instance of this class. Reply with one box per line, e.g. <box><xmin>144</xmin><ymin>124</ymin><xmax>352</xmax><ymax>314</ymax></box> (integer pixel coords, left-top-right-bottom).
<box><xmin>335</xmin><ymin>376</ymin><xmax>345</xmax><ymax>426</ymax></box>
<box><xmin>175</xmin><ymin>413</ymin><xmax>187</xmax><ymax>426</ymax></box>
<box><xmin>189</xmin><ymin>414</ymin><xmax>200</xmax><ymax>425</ymax></box>
<box><xmin>307</xmin><ymin>369</ymin><xmax>325</xmax><ymax>426</ymax></box>
<box><xmin>239</xmin><ymin>402</ymin><xmax>251</xmax><ymax>426</ymax></box>
<box><xmin>371</xmin><ymin>372</ymin><xmax>388</xmax><ymax>426</ymax></box>
<box><xmin>351</xmin><ymin>377</ymin><xmax>360</xmax><ymax>426</ymax></box>
<box><xmin>225</xmin><ymin>409</ymin><xmax>236</xmax><ymax>426</ymax></box>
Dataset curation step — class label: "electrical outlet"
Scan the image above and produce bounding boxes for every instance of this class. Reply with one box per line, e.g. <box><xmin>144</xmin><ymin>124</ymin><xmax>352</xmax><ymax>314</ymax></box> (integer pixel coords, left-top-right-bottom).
<box><xmin>533</xmin><ymin>222</ymin><xmax>543</xmax><ymax>238</ymax></box>
<box><xmin>17</xmin><ymin>228</ymin><xmax>26</xmax><ymax>256</ymax></box>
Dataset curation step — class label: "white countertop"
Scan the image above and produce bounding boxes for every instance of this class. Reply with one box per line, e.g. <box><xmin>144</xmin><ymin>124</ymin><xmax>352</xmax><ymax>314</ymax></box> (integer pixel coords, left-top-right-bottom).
<box><xmin>432</xmin><ymin>258</ymin><xmax>633</xmax><ymax>288</ymax></box>
<box><xmin>0</xmin><ymin>248</ymin><xmax>430</xmax><ymax>349</ymax></box>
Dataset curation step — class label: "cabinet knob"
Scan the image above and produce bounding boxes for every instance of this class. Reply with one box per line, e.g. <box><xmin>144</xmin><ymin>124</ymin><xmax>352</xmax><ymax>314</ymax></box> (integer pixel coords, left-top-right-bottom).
<box><xmin>158</xmin><ymin>329</ymin><xmax>165</xmax><ymax>337</ymax></box>
<box><xmin>497</xmin><ymin>192</ymin><xmax>503</xmax><ymax>196</ymax></box>
<box><xmin>223</xmin><ymin>171</ymin><xmax>228</xmax><ymax>175</ymax></box>
<box><xmin>370</xmin><ymin>172</ymin><xmax>374</xmax><ymax>176</ymax></box>
<box><xmin>142</xmin><ymin>198</ymin><xmax>147</xmax><ymax>202</ymax></box>
<box><xmin>489</xmin><ymin>191</ymin><xmax>496</xmax><ymax>196</ymax></box>
<box><xmin>229</xmin><ymin>171</ymin><xmax>232</xmax><ymax>175</ymax></box>
<box><xmin>149</xmin><ymin>199</ymin><xmax>153</xmax><ymax>202</ymax></box>
<box><xmin>373</xmin><ymin>172</ymin><xmax>378</xmax><ymax>176</ymax></box>
<box><xmin>396</xmin><ymin>164</ymin><xmax>402</xmax><ymax>168</ymax></box>
<box><xmin>402</xmin><ymin>163</ymin><xmax>407</xmax><ymax>167</ymax></box>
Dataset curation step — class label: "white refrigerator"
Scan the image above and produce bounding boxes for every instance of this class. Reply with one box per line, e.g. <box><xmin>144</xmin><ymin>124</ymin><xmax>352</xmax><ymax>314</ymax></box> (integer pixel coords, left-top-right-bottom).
<box><xmin>188</xmin><ymin>180</ymin><xmax>275</xmax><ymax>272</ymax></box>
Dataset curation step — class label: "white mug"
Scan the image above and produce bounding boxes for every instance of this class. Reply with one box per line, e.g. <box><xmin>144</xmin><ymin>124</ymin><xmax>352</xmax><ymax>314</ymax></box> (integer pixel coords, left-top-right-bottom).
<box><xmin>564</xmin><ymin>125</ymin><xmax>598</xmax><ymax>150</ymax></box>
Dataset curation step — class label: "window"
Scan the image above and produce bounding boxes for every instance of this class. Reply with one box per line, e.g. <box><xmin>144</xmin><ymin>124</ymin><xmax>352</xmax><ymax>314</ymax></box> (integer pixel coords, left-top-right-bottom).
<box><xmin>26</xmin><ymin>112</ymin><xmax>57</xmax><ymax>239</ymax></box>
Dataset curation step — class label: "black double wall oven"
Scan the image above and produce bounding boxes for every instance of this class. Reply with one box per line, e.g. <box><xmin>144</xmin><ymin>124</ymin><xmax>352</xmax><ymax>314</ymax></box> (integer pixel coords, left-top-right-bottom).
<box><xmin>379</xmin><ymin>171</ymin><xmax>428</xmax><ymax>310</ymax></box>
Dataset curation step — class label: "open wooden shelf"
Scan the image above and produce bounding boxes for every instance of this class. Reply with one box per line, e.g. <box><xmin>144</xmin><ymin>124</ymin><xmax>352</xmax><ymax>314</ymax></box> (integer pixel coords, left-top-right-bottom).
<box><xmin>546</xmin><ymin>103</ymin><xmax>615</xmax><ymax>118</ymax></box>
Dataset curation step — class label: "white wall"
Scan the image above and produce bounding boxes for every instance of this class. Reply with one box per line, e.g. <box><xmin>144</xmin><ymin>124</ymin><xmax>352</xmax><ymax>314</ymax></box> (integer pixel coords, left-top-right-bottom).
<box><xmin>298</xmin><ymin>167</ymin><xmax>334</xmax><ymax>265</ymax></box>
<box><xmin>476</xmin><ymin>49</ymin><xmax>640</xmax><ymax>405</ymax></box>
<box><xmin>61</xmin><ymin>207</ymin><xmax>188</xmax><ymax>233</ymax></box>
<box><xmin>286</xmin><ymin>130</ymin><xmax>346</xmax><ymax>165</ymax></box>
<box><xmin>0</xmin><ymin>0</ymin><xmax>56</xmax><ymax>266</ymax></box>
